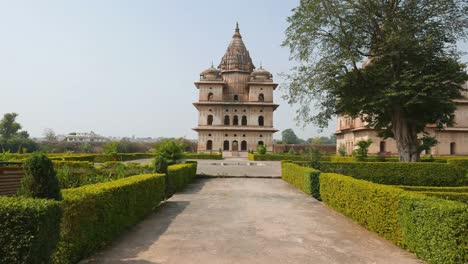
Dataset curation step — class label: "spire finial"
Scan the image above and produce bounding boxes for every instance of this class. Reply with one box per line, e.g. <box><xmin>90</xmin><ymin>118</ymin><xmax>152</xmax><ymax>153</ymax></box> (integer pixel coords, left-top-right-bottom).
<box><xmin>235</xmin><ymin>22</ymin><xmax>239</xmax><ymax>32</ymax></box>
<box><xmin>211</xmin><ymin>60</ymin><xmax>214</xmax><ymax>68</ymax></box>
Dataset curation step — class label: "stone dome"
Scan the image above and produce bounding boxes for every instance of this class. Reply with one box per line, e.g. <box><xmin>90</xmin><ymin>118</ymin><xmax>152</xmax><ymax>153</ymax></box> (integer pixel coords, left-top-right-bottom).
<box><xmin>200</xmin><ymin>66</ymin><xmax>221</xmax><ymax>80</ymax></box>
<box><xmin>250</xmin><ymin>66</ymin><xmax>272</xmax><ymax>81</ymax></box>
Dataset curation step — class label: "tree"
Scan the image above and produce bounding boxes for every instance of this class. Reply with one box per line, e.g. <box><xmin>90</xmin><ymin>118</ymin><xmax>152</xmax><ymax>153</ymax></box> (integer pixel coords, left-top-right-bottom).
<box><xmin>43</xmin><ymin>128</ymin><xmax>57</xmax><ymax>141</ymax></box>
<box><xmin>18</xmin><ymin>153</ymin><xmax>62</xmax><ymax>200</ymax></box>
<box><xmin>0</xmin><ymin>113</ymin><xmax>22</xmax><ymax>140</ymax></box>
<box><xmin>283</xmin><ymin>0</ymin><xmax>468</xmax><ymax>161</ymax></box>
<box><xmin>281</xmin><ymin>128</ymin><xmax>301</xmax><ymax>144</ymax></box>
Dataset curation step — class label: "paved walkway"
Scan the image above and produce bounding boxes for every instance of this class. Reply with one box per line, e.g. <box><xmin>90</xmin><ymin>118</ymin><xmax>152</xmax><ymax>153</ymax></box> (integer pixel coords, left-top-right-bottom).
<box><xmin>83</xmin><ymin>178</ymin><xmax>422</xmax><ymax>264</ymax></box>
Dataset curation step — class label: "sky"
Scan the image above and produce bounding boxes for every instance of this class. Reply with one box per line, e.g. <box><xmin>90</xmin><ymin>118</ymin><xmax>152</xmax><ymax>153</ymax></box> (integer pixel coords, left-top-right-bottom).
<box><xmin>0</xmin><ymin>1</ymin><xmax>466</xmax><ymax>140</ymax></box>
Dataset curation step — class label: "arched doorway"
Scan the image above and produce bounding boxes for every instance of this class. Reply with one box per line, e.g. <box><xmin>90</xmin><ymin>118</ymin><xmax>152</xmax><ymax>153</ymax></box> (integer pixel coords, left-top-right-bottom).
<box><xmin>207</xmin><ymin>115</ymin><xmax>213</xmax><ymax>125</ymax></box>
<box><xmin>208</xmin><ymin>92</ymin><xmax>213</xmax><ymax>101</ymax></box>
<box><xmin>232</xmin><ymin>140</ymin><xmax>239</xmax><ymax>151</ymax></box>
<box><xmin>206</xmin><ymin>140</ymin><xmax>213</xmax><ymax>151</ymax></box>
<box><xmin>241</xmin><ymin>140</ymin><xmax>247</xmax><ymax>151</ymax></box>
<box><xmin>223</xmin><ymin>140</ymin><xmax>229</xmax><ymax>151</ymax></box>
<box><xmin>379</xmin><ymin>141</ymin><xmax>386</xmax><ymax>153</ymax></box>
<box><xmin>241</xmin><ymin>115</ymin><xmax>247</xmax><ymax>126</ymax></box>
<box><xmin>258</xmin><ymin>116</ymin><xmax>264</xmax><ymax>126</ymax></box>
<box><xmin>233</xmin><ymin>115</ymin><xmax>239</xmax><ymax>126</ymax></box>
<box><xmin>258</xmin><ymin>93</ymin><xmax>264</xmax><ymax>102</ymax></box>
<box><xmin>224</xmin><ymin>115</ymin><xmax>230</xmax><ymax>125</ymax></box>
<box><xmin>258</xmin><ymin>140</ymin><xmax>264</xmax><ymax>146</ymax></box>
<box><xmin>450</xmin><ymin>142</ymin><xmax>456</xmax><ymax>155</ymax></box>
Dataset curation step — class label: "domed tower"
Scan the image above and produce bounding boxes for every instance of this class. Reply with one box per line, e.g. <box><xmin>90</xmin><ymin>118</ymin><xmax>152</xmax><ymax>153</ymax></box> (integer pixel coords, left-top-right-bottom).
<box><xmin>193</xmin><ymin>23</ymin><xmax>279</xmax><ymax>156</ymax></box>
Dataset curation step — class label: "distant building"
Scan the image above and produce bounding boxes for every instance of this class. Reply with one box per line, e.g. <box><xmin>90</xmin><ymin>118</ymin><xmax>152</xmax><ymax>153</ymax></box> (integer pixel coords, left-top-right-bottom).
<box><xmin>64</xmin><ymin>132</ymin><xmax>109</xmax><ymax>143</ymax></box>
<box><xmin>336</xmin><ymin>82</ymin><xmax>468</xmax><ymax>156</ymax></box>
<box><xmin>193</xmin><ymin>23</ymin><xmax>279</xmax><ymax>155</ymax></box>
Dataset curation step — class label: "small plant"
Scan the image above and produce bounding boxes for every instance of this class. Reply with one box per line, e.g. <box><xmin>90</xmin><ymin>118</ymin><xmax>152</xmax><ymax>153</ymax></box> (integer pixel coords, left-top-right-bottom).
<box><xmin>306</xmin><ymin>142</ymin><xmax>322</xmax><ymax>169</ymax></box>
<box><xmin>154</xmin><ymin>154</ymin><xmax>169</xmax><ymax>174</ymax></box>
<box><xmin>257</xmin><ymin>145</ymin><xmax>267</xmax><ymax>154</ymax></box>
<box><xmin>18</xmin><ymin>153</ymin><xmax>62</xmax><ymax>200</ymax></box>
<box><xmin>103</xmin><ymin>142</ymin><xmax>119</xmax><ymax>160</ymax></box>
<box><xmin>288</xmin><ymin>147</ymin><xmax>296</xmax><ymax>155</ymax></box>
<box><xmin>354</xmin><ymin>139</ymin><xmax>372</xmax><ymax>161</ymax></box>
<box><xmin>338</xmin><ymin>144</ymin><xmax>346</xmax><ymax>156</ymax></box>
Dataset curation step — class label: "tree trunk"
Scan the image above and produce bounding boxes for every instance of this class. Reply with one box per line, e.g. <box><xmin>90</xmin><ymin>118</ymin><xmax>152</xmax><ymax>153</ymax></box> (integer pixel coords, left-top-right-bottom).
<box><xmin>391</xmin><ymin>110</ymin><xmax>420</xmax><ymax>162</ymax></box>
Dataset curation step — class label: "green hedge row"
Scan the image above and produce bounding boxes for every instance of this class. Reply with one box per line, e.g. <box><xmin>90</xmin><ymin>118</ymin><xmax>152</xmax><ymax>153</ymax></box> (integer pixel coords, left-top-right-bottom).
<box><xmin>415</xmin><ymin>191</ymin><xmax>468</xmax><ymax>203</ymax></box>
<box><xmin>248</xmin><ymin>153</ymin><xmax>333</xmax><ymax>161</ymax></box>
<box><xmin>166</xmin><ymin>162</ymin><xmax>198</xmax><ymax>198</ymax></box>
<box><xmin>53</xmin><ymin>173</ymin><xmax>166</xmax><ymax>263</ymax></box>
<box><xmin>0</xmin><ymin>196</ymin><xmax>61</xmax><ymax>264</ymax></box>
<box><xmin>397</xmin><ymin>185</ymin><xmax>468</xmax><ymax>193</ymax></box>
<box><xmin>281</xmin><ymin>162</ymin><xmax>321</xmax><ymax>199</ymax></box>
<box><xmin>50</xmin><ymin>153</ymin><xmax>155</xmax><ymax>163</ymax></box>
<box><xmin>320</xmin><ymin>173</ymin><xmax>467</xmax><ymax>264</ymax></box>
<box><xmin>182</xmin><ymin>153</ymin><xmax>222</xmax><ymax>160</ymax></box>
<box><xmin>317</xmin><ymin>162</ymin><xmax>465</xmax><ymax>186</ymax></box>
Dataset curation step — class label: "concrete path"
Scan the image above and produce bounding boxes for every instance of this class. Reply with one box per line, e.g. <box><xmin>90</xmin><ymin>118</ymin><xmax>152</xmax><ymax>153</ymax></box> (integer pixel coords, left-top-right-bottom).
<box><xmin>83</xmin><ymin>178</ymin><xmax>422</xmax><ymax>264</ymax></box>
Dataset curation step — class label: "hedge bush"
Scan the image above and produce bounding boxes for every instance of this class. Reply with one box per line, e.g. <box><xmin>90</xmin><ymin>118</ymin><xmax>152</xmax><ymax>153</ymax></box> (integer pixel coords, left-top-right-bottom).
<box><xmin>97</xmin><ymin>161</ymin><xmax>152</xmax><ymax>179</ymax></box>
<box><xmin>166</xmin><ymin>163</ymin><xmax>197</xmax><ymax>198</ymax></box>
<box><xmin>53</xmin><ymin>173</ymin><xmax>166</xmax><ymax>264</ymax></box>
<box><xmin>182</xmin><ymin>153</ymin><xmax>222</xmax><ymax>160</ymax></box>
<box><xmin>400</xmin><ymin>193</ymin><xmax>467</xmax><ymax>263</ymax></box>
<box><xmin>318</xmin><ymin>162</ymin><xmax>465</xmax><ymax>186</ymax></box>
<box><xmin>397</xmin><ymin>185</ymin><xmax>468</xmax><ymax>193</ymax></box>
<box><xmin>320</xmin><ymin>173</ymin><xmax>404</xmax><ymax>243</ymax></box>
<box><xmin>320</xmin><ymin>173</ymin><xmax>468</xmax><ymax>264</ymax></box>
<box><xmin>281</xmin><ymin>162</ymin><xmax>321</xmax><ymax>199</ymax></box>
<box><xmin>0</xmin><ymin>196</ymin><xmax>61</xmax><ymax>264</ymax></box>
<box><xmin>248</xmin><ymin>153</ymin><xmax>333</xmax><ymax>162</ymax></box>
<box><xmin>414</xmin><ymin>191</ymin><xmax>468</xmax><ymax>203</ymax></box>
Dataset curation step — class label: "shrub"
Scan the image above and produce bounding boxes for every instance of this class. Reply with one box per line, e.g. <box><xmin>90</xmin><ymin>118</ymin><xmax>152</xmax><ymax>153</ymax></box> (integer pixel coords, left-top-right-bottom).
<box><xmin>154</xmin><ymin>139</ymin><xmax>184</xmax><ymax>163</ymax></box>
<box><xmin>18</xmin><ymin>153</ymin><xmax>62</xmax><ymax>200</ymax></box>
<box><xmin>182</xmin><ymin>152</ymin><xmax>222</xmax><ymax>160</ymax></box>
<box><xmin>338</xmin><ymin>144</ymin><xmax>346</xmax><ymax>156</ymax></box>
<box><xmin>318</xmin><ymin>162</ymin><xmax>464</xmax><ymax>186</ymax></box>
<box><xmin>165</xmin><ymin>163</ymin><xmax>197</xmax><ymax>198</ymax></box>
<box><xmin>414</xmin><ymin>191</ymin><xmax>468</xmax><ymax>203</ymax></box>
<box><xmin>400</xmin><ymin>193</ymin><xmax>467</xmax><ymax>264</ymax></box>
<box><xmin>256</xmin><ymin>144</ymin><xmax>267</xmax><ymax>154</ymax></box>
<box><xmin>282</xmin><ymin>162</ymin><xmax>321</xmax><ymax>199</ymax></box>
<box><xmin>0</xmin><ymin>196</ymin><xmax>61</xmax><ymax>264</ymax></box>
<box><xmin>397</xmin><ymin>185</ymin><xmax>468</xmax><ymax>193</ymax></box>
<box><xmin>319</xmin><ymin>173</ymin><xmax>468</xmax><ymax>264</ymax></box>
<box><xmin>154</xmin><ymin>154</ymin><xmax>169</xmax><ymax>174</ymax></box>
<box><xmin>354</xmin><ymin>139</ymin><xmax>372</xmax><ymax>161</ymax></box>
<box><xmin>54</xmin><ymin>161</ymin><xmax>98</xmax><ymax>189</ymax></box>
<box><xmin>53</xmin><ymin>173</ymin><xmax>165</xmax><ymax>263</ymax></box>
<box><xmin>320</xmin><ymin>173</ymin><xmax>404</xmax><ymax>243</ymax></box>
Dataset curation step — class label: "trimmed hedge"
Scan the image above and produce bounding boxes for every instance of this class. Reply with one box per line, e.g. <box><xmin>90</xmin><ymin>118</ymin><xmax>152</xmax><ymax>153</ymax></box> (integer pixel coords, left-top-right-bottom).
<box><xmin>318</xmin><ymin>162</ymin><xmax>465</xmax><ymax>186</ymax></box>
<box><xmin>415</xmin><ymin>191</ymin><xmax>468</xmax><ymax>203</ymax></box>
<box><xmin>0</xmin><ymin>196</ymin><xmax>61</xmax><ymax>264</ymax></box>
<box><xmin>166</xmin><ymin>162</ymin><xmax>197</xmax><ymax>198</ymax></box>
<box><xmin>53</xmin><ymin>173</ymin><xmax>166</xmax><ymax>263</ymax></box>
<box><xmin>248</xmin><ymin>153</ymin><xmax>333</xmax><ymax>161</ymax></box>
<box><xmin>281</xmin><ymin>162</ymin><xmax>321</xmax><ymax>199</ymax></box>
<box><xmin>183</xmin><ymin>153</ymin><xmax>222</xmax><ymax>160</ymax></box>
<box><xmin>320</xmin><ymin>173</ymin><xmax>468</xmax><ymax>264</ymax></box>
<box><xmin>397</xmin><ymin>185</ymin><xmax>468</xmax><ymax>193</ymax></box>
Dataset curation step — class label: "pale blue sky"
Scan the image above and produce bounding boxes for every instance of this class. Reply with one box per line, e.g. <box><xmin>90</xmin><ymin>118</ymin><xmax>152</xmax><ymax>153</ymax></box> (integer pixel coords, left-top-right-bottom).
<box><xmin>0</xmin><ymin>1</ymin><xmax>466</xmax><ymax>140</ymax></box>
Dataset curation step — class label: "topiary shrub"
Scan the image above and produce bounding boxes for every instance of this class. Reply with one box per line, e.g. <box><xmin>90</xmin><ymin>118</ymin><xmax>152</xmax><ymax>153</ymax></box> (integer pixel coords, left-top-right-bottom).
<box><xmin>18</xmin><ymin>153</ymin><xmax>62</xmax><ymax>200</ymax></box>
<box><xmin>256</xmin><ymin>144</ymin><xmax>267</xmax><ymax>154</ymax></box>
<box><xmin>154</xmin><ymin>154</ymin><xmax>169</xmax><ymax>174</ymax></box>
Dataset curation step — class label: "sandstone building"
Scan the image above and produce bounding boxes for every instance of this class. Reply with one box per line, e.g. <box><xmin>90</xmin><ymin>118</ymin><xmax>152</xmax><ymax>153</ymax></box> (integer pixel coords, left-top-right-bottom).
<box><xmin>336</xmin><ymin>82</ymin><xmax>468</xmax><ymax>156</ymax></box>
<box><xmin>193</xmin><ymin>24</ymin><xmax>278</xmax><ymax>154</ymax></box>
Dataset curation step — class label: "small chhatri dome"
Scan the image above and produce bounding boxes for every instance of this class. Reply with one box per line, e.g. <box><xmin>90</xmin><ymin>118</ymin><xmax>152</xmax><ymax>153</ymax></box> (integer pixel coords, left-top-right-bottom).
<box><xmin>251</xmin><ymin>65</ymin><xmax>272</xmax><ymax>81</ymax></box>
<box><xmin>200</xmin><ymin>63</ymin><xmax>221</xmax><ymax>80</ymax></box>
<box><xmin>218</xmin><ymin>22</ymin><xmax>255</xmax><ymax>73</ymax></box>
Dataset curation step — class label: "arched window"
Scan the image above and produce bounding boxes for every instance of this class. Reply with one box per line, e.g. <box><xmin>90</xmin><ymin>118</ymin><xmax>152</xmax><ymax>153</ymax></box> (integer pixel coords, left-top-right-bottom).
<box><xmin>234</xmin><ymin>95</ymin><xmax>239</xmax><ymax>101</ymax></box>
<box><xmin>241</xmin><ymin>116</ymin><xmax>247</xmax><ymax>126</ymax></box>
<box><xmin>241</xmin><ymin>141</ymin><xmax>247</xmax><ymax>151</ymax></box>
<box><xmin>233</xmin><ymin>115</ymin><xmax>239</xmax><ymax>126</ymax></box>
<box><xmin>224</xmin><ymin>115</ymin><xmax>230</xmax><ymax>125</ymax></box>
<box><xmin>379</xmin><ymin>141</ymin><xmax>386</xmax><ymax>153</ymax></box>
<box><xmin>258</xmin><ymin>141</ymin><xmax>264</xmax><ymax>146</ymax></box>
<box><xmin>206</xmin><ymin>140</ymin><xmax>213</xmax><ymax>151</ymax></box>
<box><xmin>450</xmin><ymin>142</ymin><xmax>456</xmax><ymax>155</ymax></box>
<box><xmin>207</xmin><ymin>92</ymin><xmax>213</xmax><ymax>101</ymax></box>
<box><xmin>207</xmin><ymin>115</ymin><xmax>213</xmax><ymax>125</ymax></box>
<box><xmin>258</xmin><ymin>116</ymin><xmax>264</xmax><ymax>126</ymax></box>
<box><xmin>223</xmin><ymin>140</ymin><xmax>230</xmax><ymax>151</ymax></box>
<box><xmin>258</xmin><ymin>93</ymin><xmax>264</xmax><ymax>102</ymax></box>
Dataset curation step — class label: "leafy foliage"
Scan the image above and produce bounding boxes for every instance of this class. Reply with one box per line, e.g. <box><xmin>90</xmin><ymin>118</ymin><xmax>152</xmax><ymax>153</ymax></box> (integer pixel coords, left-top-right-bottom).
<box><xmin>256</xmin><ymin>144</ymin><xmax>267</xmax><ymax>154</ymax></box>
<box><xmin>282</xmin><ymin>162</ymin><xmax>321</xmax><ymax>199</ymax></box>
<box><xmin>281</xmin><ymin>128</ymin><xmax>302</xmax><ymax>144</ymax></box>
<box><xmin>18</xmin><ymin>153</ymin><xmax>62</xmax><ymax>200</ymax></box>
<box><xmin>282</xmin><ymin>0</ymin><xmax>468</xmax><ymax>161</ymax></box>
<box><xmin>354</xmin><ymin>139</ymin><xmax>372</xmax><ymax>161</ymax></box>
<box><xmin>0</xmin><ymin>196</ymin><xmax>61</xmax><ymax>264</ymax></box>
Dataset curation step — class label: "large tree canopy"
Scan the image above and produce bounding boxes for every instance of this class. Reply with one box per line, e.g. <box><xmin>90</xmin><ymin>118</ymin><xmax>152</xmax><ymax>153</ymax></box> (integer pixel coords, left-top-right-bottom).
<box><xmin>283</xmin><ymin>0</ymin><xmax>468</xmax><ymax>161</ymax></box>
